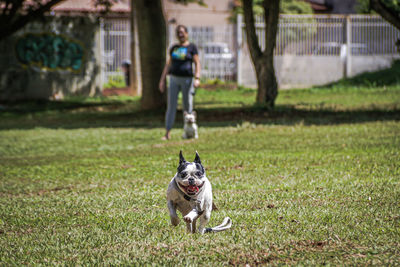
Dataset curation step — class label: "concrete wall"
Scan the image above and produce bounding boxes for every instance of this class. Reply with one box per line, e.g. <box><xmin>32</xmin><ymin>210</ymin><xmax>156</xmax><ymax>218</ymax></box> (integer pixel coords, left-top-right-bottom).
<box><xmin>164</xmin><ymin>0</ymin><xmax>234</xmax><ymax>26</ymax></box>
<box><xmin>0</xmin><ymin>15</ymin><xmax>102</xmax><ymax>101</ymax></box>
<box><xmin>350</xmin><ymin>56</ymin><xmax>399</xmax><ymax>76</ymax></box>
<box><xmin>240</xmin><ymin>44</ymin><xmax>399</xmax><ymax>89</ymax></box>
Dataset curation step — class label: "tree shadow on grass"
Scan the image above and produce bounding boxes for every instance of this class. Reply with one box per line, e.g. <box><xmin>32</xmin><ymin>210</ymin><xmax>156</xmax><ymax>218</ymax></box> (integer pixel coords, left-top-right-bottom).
<box><xmin>2</xmin><ymin>60</ymin><xmax>400</xmax><ymax>129</ymax></box>
<box><xmin>0</xmin><ymin>98</ymin><xmax>137</xmax><ymax>113</ymax></box>
<box><xmin>199</xmin><ymin>105</ymin><xmax>400</xmax><ymax>126</ymax></box>
<box><xmin>0</xmin><ymin>101</ymin><xmax>399</xmax><ymax>130</ymax></box>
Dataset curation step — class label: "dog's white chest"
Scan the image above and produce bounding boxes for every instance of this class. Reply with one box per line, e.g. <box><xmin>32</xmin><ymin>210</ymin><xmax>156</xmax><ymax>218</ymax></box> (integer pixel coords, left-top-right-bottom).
<box><xmin>183</xmin><ymin>123</ymin><xmax>198</xmax><ymax>138</ymax></box>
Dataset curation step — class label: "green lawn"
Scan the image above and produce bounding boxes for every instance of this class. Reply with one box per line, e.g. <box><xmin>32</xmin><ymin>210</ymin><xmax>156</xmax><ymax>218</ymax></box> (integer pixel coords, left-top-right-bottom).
<box><xmin>0</xmin><ymin>70</ymin><xmax>399</xmax><ymax>265</ymax></box>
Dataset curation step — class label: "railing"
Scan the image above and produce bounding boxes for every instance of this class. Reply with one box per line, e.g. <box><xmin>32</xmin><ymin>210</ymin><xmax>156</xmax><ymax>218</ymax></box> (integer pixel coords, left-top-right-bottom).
<box><xmin>100</xmin><ymin>18</ymin><xmax>131</xmax><ymax>87</ymax></box>
<box><xmin>241</xmin><ymin>14</ymin><xmax>400</xmax><ymax>56</ymax></box>
<box><xmin>99</xmin><ymin>15</ymin><xmax>400</xmax><ymax>88</ymax></box>
<box><xmin>238</xmin><ymin>14</ymin><xmax>400</xmax><ymax>87</ymax></box>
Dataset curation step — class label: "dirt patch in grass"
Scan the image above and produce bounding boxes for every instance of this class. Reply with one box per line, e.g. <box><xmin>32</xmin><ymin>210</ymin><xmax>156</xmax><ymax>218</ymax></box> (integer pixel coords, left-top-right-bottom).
<box><xmin>102</xmin><ymin>87</ymin><xmax>137</xmax><ymax>97</ymax></box>
<box><xmin>290</xmin><ymin>240</ymin><xmax>329</xmax><ymax>250</ymax></box>
<box><xmin>227</xmin><ymin>241</ymin><xmax>336</xmax><ymax>265</ymax></box>
<box><xmin>1</xmin><ymin>185</ymin><xmax>75</xmax><ymax>198</ymax></box>
<box><xmin>229</xmin><ymin>252</ymin><xmax>277</xmax><ymax>265</ymax></box>
<box><xmin>200</xmin><ymin>83</ymin><xmax>238</xmax><ymax>91</ymax></box>
<box><xmin>35</xmin><ymin>185</ymin><xmax>74</xmax><ymax>196</ymax></box>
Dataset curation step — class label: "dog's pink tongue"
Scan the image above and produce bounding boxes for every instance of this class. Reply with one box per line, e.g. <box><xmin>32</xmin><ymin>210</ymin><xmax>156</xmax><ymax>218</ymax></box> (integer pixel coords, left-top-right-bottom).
<box><xmin>188</xmin><ymin>185</ymin><xmax>198</xmax><ymax>192</ymax></box>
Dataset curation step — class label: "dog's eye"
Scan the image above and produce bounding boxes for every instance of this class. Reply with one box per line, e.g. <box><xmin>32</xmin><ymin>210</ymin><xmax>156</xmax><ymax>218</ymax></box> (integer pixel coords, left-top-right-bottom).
<box><xmin>180</xmin><ymin>172</ymin><xmax>187</xmax><ymax>178</ymax></box>
<box><xmin>195</xmin><ymin>171</ymin><xmax>203</xmax><ymax>177</ymax></box>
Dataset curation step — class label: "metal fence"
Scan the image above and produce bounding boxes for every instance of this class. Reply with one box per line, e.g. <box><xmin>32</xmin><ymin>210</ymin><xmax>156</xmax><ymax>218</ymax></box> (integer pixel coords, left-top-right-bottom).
<box><xmin>350</xmin><ymin>15</ymin><xmax>400</xmax><ymax>55</ymax></box>
<box><xmin>100</xmin><ymin>18</ymin><xmax>130</xmax><ymax>87</ymax></box>
<box><xmin>237</xmin><ymin>14</ymin><xmax>400</xmax><ymax>86</ymax></box>
<box><xmin>244</xmin><ymin>14</ymin><xmax>400</xmax><ymax>56</ymax></box>
<box><xmin>99</xmin><ymin>15</ymin><xmax>400</xmax><ymax>88</ymax></box>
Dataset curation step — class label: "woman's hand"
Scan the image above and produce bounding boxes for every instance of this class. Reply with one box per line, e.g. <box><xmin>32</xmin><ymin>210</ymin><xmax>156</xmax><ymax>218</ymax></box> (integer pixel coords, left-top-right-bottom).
<box><xmin>193</xmin><ymin>78</ymin><xmax>200</xmax><ymax>88</ymax></box>
<box><xmin>193</xmin><ymin>54</ymin><xmax>200</xmax><ymax>88</ymax></box>
<box><xmin>159</xmin><ymin>79</ymin><xmax>165</xmax><ymax>93</ymax></box>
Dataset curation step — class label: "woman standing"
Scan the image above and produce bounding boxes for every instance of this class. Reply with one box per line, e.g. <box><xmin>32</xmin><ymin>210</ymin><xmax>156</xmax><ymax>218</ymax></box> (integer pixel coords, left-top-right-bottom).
<box><xmin>159</xmin><ymin>25</ymin><xmax>201</xmax><ymax>140</ymax></box>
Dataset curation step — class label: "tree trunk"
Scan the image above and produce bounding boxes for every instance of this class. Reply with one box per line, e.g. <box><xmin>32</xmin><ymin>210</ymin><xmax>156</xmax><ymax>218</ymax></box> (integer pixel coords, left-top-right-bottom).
<box><xmin>134</xmin><ymin>0</ymin><xmax>166</xmax><ymax>110</ymax></box>
<box><xmin>243</xmin><ymin>0</ymin><xmax>280</xmax><ymax>108</ymax></box>
<box><xmin>254</xmin><ymin>56</ymin><xmax>278</xmax><ymax>107</ymax></box>
<box><xmin>370</xmin><ymin>0</ymin><xmax>400</xmax><ymax>30</ymax></box>
<box><xmin>0</xmin><ymin>0</ymin><xmax>65</xmax><ymax>42</ymax></box>
<box><xmin>129</xmin><ymin>0</ymin><xmax>139</xmax><ymax>95</ymax></box>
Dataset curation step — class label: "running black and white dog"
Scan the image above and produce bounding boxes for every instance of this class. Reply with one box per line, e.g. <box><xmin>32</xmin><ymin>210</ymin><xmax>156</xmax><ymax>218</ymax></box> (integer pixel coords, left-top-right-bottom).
<box><xmin>166</xmin><ymin>151</ymin><xmax>232</xmax><ymax>234</ymax></box>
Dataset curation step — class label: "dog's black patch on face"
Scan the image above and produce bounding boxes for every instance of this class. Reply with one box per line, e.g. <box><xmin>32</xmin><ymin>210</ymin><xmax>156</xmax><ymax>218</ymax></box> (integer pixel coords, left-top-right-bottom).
<box><xmin>178</xmin><ymin>150</ymin><xmax>189</xmax><ymax>174</ymax></box>
<box><xmin>177</xmin><ymin>162</ymin><xmax>189</xmax><ymax>174</ymax></box>
<box><xmin>195</xmin><ymin>163</ymin><xmax>205</xmax><ymax>176</ymax></box>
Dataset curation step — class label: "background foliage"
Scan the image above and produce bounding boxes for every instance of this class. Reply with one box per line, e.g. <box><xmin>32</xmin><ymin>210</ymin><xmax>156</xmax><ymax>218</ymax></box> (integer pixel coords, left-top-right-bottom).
<box><xmin>356</xmin><ymin>0</ymin><xmax>400</xmax><ymax>14</ymax></box>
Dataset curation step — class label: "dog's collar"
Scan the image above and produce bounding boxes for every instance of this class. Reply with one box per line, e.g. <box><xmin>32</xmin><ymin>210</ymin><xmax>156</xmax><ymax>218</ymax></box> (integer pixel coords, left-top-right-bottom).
<box><xmin>174</xmin><ymin>179</ymin><xmax>204</xmax><ymax>202</ymax></box>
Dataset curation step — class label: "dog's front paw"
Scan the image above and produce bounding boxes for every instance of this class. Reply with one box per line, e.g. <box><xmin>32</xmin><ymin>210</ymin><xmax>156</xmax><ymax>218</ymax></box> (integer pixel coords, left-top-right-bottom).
<box><xmin>171</xmin><ymin>216</ymin><xmax>180</xmax><ymax>226</ymax></box>
<box><xmin>183</xmin><ymin>215</ymin><xmax>193</xmax><ymax>223</ymax></box>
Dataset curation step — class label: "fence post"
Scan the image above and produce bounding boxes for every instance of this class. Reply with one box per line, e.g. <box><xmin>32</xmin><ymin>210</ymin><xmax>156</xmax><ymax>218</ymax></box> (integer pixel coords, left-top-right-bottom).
<box><xmin>237</xmin><ymin>14</ymin><xmax>243</xmax><ymax>86</ymax></box>
<box><xmin>346</xmin><ymin>15</ymin><xmax>352</xmax><ymax>78</ymax></box>
<box><xmin>99</xmin><ymin>18</ymin><xmax>105</xmax><ymax>86</ymax></box>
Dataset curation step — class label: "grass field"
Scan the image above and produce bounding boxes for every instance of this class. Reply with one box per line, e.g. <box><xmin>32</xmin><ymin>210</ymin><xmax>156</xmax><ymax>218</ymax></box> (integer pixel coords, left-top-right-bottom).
<box><xmin>0</xmin><ymin>66</ymin><xmax>399</xmax><ymax>265</ymax></box>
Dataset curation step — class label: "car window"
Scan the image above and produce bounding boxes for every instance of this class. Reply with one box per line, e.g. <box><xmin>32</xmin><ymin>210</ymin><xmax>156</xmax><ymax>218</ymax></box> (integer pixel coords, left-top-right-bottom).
<box><xmin>203</xmin><ymin>44</ymin><xmax>232</xmax><ymax>55</ymax></box>
<box><xmin>319</xmin><ymin>46</ymin><xmax>340</xmax><ymax>55</ymax></box>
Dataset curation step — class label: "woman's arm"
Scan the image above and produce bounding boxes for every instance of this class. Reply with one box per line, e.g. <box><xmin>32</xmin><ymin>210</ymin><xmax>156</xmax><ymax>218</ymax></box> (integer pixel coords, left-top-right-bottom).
<box><xmin>193</xmin><ymin>54</ymin><xmax>201</xmax><ymax>87</ymax></box>
<box><xmin>159</xmin><ymin>58</ymin><xmax>171</xmax><ymax>93</ymax></box>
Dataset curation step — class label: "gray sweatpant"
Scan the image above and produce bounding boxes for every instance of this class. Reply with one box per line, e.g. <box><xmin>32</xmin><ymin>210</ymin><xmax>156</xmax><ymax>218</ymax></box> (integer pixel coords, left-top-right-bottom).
<box><xmin>165</xmin><ymin>75</ymin><xmax>194</xmax><ymax>131</ymax></box>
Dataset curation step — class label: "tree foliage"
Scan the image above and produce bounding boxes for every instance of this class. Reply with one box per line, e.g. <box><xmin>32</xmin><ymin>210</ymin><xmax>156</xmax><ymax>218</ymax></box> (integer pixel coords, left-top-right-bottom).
<box><xmin>356</xmin><ymin>0</ymin><xmax>400</xmax><ymax>14</ymax></box>
<box><xmin>172</xmin><ymin>0</ymin><xmax>207</xmax><ymax>6</ymax></box>
<box><xmin>369</xmin><ymin>0</ymin><xmax>400</xmax><ymax>31</ymax></box>
<box><xmin>280</xmin><ymin>0</ymin><xmax>313</xmax><ymax>14</ymax></box>
<box><xmin>0</xmin><ymin>0</ymin><xmax>118</xmax><ymax>42</ymax></box>
<box><xmin>233</xmin><ymin>0</ymin><xmax>311</xmax><ymax>18</ymax></box>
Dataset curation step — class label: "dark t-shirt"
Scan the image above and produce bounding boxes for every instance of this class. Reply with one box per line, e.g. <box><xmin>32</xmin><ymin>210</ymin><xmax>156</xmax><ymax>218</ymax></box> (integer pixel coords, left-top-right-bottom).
<box><xmin>168</xmin><ymin>43</ymin><xmax>198</xmax><ymax>77</ymax></box>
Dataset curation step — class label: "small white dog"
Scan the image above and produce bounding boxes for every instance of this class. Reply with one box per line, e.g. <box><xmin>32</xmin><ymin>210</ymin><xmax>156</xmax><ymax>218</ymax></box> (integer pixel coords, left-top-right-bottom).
<box><xmin>182</xmin><ymin>111</ymin><xmax>198</xmax><ymax>139</ymax></box>
<box><xmin>166</xmin><ymin>151</ymin><xmax>232</xmax><ymax>234</ymax></box>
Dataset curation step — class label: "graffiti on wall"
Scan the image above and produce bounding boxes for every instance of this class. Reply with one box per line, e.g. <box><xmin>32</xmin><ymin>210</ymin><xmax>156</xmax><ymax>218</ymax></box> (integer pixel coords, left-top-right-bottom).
<box><xmin>15</xmin><ymin>33</ymin><xmax>84</xmax><ymax>71</ymax></box>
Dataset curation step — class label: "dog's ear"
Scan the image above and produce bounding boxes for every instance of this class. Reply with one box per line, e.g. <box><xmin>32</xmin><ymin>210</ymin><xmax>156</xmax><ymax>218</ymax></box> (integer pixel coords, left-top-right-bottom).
<box><xmin>179</xmin><ymin>150</ymin><xmax>186</xmax><ymax>165</ymax></box>
<box><xmin>194</xmin><ymin>151</ymin><xmax>201</xmax><ymax>164</ymax></box>
<box><xmin>183</xmin><ymin>111</ymin><xmax>188</xmax><ymax>116</ymax></box>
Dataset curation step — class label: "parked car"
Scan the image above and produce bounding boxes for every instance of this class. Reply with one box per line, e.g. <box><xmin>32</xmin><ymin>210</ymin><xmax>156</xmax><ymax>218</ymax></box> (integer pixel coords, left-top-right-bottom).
<box><xmin>203</xmin><ymin>42</ymin><xmax>233</xmax><ymax>59</ymax></box>
<box><xmin>313</xmin><ymin>42</ymin><xmax>372</xmax><ymax>56</ymax></box>
<box><xmin>341</xmin><ymin>43</ymin><xmax>372</xmax><ymax>56</ymax></box>
<box><xmin>201</xmin><ymin>42</ymin><xmax>236</xmax><ymax>80</ymax></box>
